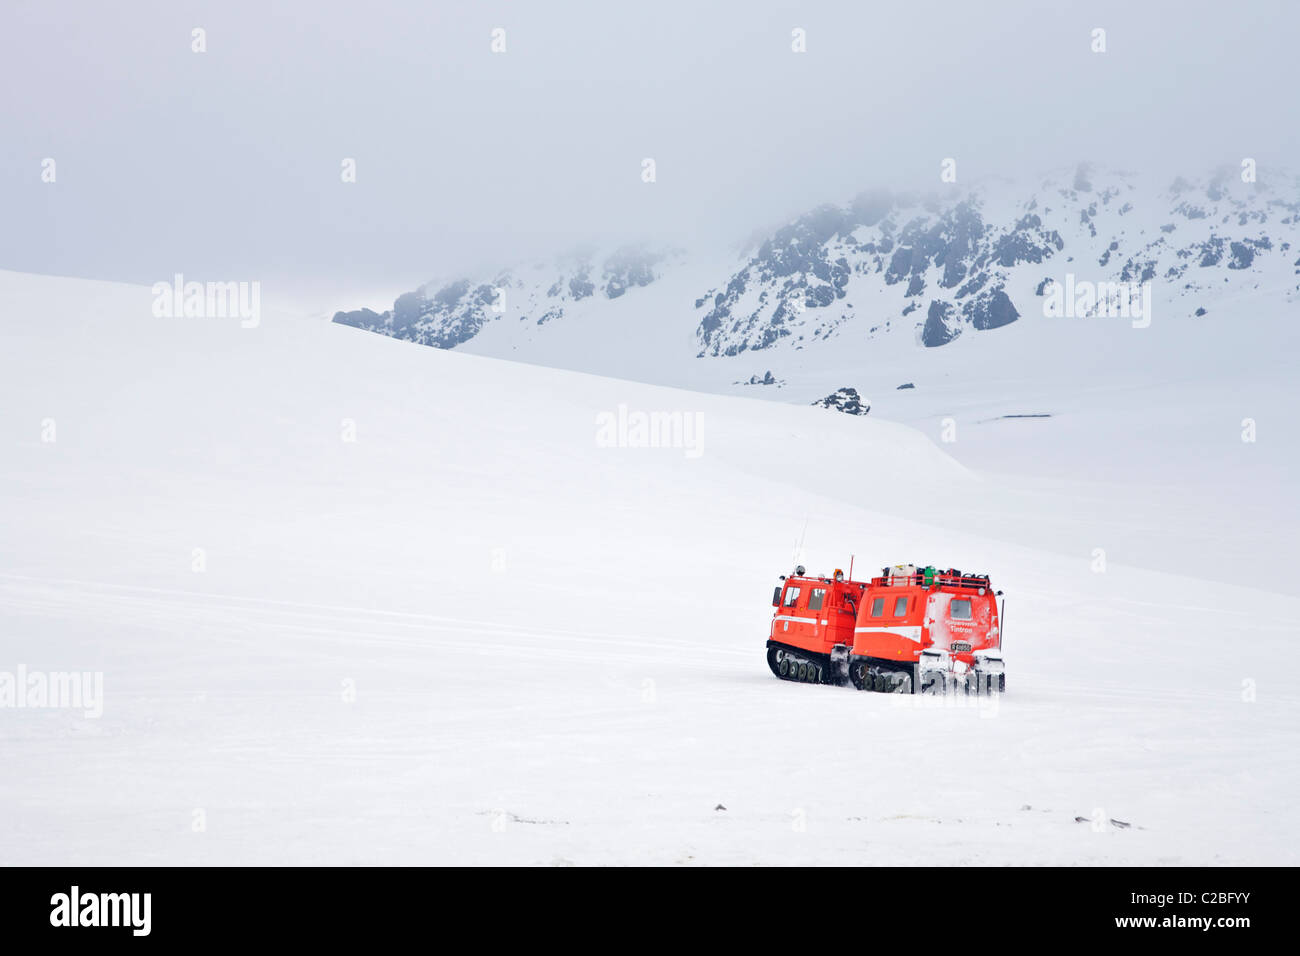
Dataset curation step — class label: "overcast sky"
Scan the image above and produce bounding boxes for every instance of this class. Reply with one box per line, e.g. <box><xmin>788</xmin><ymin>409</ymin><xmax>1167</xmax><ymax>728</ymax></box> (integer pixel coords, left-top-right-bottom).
<box><xmin>3</xmin><ymin>0</ymin><xmax>1297</xmax><ymax>306</ymax></box>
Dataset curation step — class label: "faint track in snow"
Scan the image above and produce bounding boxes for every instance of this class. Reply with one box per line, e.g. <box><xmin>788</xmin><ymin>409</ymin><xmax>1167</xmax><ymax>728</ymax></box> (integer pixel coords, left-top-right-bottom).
<box><xmin>0</xmin><ymin>572</ymin><xmax>751</xmax><ymax>667</ymax></box>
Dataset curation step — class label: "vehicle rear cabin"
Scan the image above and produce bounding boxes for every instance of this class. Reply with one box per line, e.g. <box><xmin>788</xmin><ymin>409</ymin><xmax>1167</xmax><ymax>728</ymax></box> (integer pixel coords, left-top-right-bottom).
<box><xmin>849</xmin><ymin>565</ymin><xmax>1004</xmax><ymax>694</ymax></box>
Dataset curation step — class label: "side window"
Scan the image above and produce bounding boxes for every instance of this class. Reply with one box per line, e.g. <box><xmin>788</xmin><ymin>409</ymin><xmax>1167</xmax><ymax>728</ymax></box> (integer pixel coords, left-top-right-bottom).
<box><xmin>783</xmin><ymin>587</ymin><xmax>801</xmax><ymax>608</ymax></box>
<box><xmin>893</xmin><ymin>596</ymin><xmax>908</xmax><ymax>617</ymax></box>
<box><xmin>870</xmin><ymin>597</ymin><xmax>885</xmax><ymax>617</ymax></box>
<box><xmin>950</xmin><ymin>599</ymin><xmax>972</xmax><ymax>620</ymax></box>
<box><xmin>808</xmin><ymin>588</ymin><xmax>826</xmax><ymax>611</ymax></box>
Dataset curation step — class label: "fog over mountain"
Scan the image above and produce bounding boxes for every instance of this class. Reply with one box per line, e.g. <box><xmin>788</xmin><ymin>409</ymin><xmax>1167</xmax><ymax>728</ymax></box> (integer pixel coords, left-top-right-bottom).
<box><xmin>333</xmin><ymin>163</ymin><xmax>1300</xmax><ymax>394</ymax></box>
<box><xmin>3</xmin><ymin>0</ymin><xmax>1298</xmax><ymax>305</ymax></box>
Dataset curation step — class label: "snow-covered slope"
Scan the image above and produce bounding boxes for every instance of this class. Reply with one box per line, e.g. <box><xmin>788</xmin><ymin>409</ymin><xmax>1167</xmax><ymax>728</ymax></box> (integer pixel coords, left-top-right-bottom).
<box><xmin>329</xmin><ymin>168</ymin><xmax>1300</xmax><ymax>578</ymax></box>
<box><xmin>2</xmin><ymin>269</ymin><xmax>1296</xmax><ymax>865</ymax></box>
<box><xmin>341</xmin><ymin>167</ymin><xmax>1300</xmax><ymax>575</ymax></box>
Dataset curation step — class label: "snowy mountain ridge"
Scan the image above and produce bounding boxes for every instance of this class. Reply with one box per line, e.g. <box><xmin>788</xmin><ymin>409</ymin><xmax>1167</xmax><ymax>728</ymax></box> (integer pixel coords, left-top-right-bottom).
<box><xmin>334</xmin><ymin>164</ymin><xmax>1300</xmax><ymax>381</ymax></box>
<box><xmin>334</xmin><ymin>244</ymin><xmax>682</xmax><ymax>350</ymax></box>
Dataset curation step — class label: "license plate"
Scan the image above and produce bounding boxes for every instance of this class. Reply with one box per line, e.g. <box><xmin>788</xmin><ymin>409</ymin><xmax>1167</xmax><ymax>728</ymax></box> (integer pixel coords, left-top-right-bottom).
<box><xmin>951</xmin><ymin>641</ymin><xmax>972</xmax><ymax>653</ymax></box>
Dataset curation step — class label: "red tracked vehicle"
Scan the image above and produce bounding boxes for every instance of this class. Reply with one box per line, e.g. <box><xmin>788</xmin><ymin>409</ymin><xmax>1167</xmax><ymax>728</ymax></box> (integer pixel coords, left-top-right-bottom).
<box><xmin>766</xmin><ymin>562</ymin><xmax>1006</xmax><ymax>694</ymax></box>
<box><xmin>765</xmin><ymin>566</ymin><xmax>867</xmax><ymax>684</ymax></box>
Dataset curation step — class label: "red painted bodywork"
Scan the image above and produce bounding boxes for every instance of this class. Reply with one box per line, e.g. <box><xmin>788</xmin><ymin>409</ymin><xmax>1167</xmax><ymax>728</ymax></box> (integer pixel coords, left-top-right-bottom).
<box><xmin>769</xmin><ymin>574</ymin><xmax>867</xmax><ymax>656</ymax></box>
<box><xmin>850</xmin><ymin>571</ymin><xmax>1001</xmax><ymax>666</ymax></box>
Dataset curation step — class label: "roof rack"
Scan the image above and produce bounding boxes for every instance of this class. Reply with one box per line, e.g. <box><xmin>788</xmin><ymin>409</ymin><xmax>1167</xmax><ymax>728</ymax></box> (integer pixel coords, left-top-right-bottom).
<box><xmin>870</xmin><ymin>571</ymin><xmax>991</xmax><ymax>590</ymax></box>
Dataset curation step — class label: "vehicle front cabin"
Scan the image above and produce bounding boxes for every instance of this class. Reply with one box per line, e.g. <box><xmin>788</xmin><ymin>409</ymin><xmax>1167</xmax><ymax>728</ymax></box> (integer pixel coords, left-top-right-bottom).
<box><xmin>765</xmin><ymin>566</ymin><xmax>867</xmax><ymax>683</ymax></box>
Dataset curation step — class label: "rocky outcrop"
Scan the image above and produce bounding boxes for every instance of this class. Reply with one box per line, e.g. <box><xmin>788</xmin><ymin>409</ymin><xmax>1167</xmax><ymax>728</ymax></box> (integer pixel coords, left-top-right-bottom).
<box><xmin>812</xmin><ymin>387</ymin><xmax>869</xmax><ymax>415</ymax></box>
<box><xmin>332</xmin><ymin>246</ymin><xmax>670</xmax><ymax>348</ymax></box>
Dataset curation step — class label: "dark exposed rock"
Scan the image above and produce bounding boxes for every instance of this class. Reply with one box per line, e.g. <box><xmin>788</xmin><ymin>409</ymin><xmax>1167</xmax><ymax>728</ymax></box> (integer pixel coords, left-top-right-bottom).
<box><xmin>568</xmin><ymin>274</ymin><xmax>595</xmax><ymax>300</ymax></box>
<box><xmin>1199</xmin><ymin>238</ymin><xmax>1224</xmax><ymax>267</ymax></box>
<box><xmin>922</xmin><ymin>300</ymin><xmax>960</xmax><ymax>347</ymax></box>
<box><xmin>955</xmin><ymin>271</ymin><xmax>989</xmax><ymax>299</ymax></box>
<box><xmin>990</xmin><ymin>211</ymin><xmax>1064</xmax><ymax>271</ymax></box>
<box><xmin>964</xmin><ymin>288</ymin><xmax>1020</xmax><ymax>331</ymax></box>
<box><xmin>807</xmin><ymin>284</ymin><xmax>836</xmax><ymax>308</ymax></box>
<box><xmin>812</xmin><ymin>387</ymin><xmax>869</xmax><ymax>415</ymax></box>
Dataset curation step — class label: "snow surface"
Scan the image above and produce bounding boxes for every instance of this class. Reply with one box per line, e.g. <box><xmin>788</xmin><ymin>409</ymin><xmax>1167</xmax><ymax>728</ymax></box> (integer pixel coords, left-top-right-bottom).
<box><xmin>1</xmin><ymin>269</ymin><xmax>1297</xmax><ymax>865</ymax></box>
